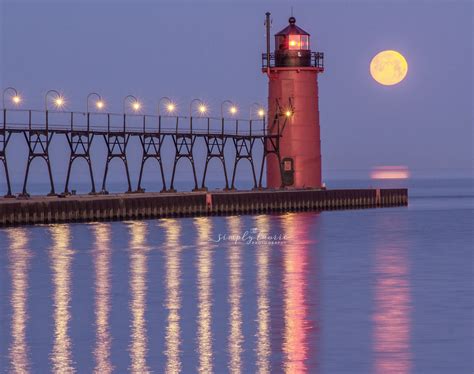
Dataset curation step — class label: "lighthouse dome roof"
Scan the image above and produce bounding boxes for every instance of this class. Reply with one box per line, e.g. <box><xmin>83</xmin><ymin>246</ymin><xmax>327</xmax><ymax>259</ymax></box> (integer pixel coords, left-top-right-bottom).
<box><xmin>275</xmin><ymin>17</ymin><xmax>310</xmax><ymax>36</ymax></box>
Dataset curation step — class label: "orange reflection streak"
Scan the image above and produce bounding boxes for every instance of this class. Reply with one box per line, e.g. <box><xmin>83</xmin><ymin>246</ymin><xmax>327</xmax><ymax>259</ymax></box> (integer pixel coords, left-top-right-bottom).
<box><xmin>161</xmin><ymin>219</ymin><xmax>182</xmax><ymax>374</ymax></box>
<box><xmin>128</xmin><ymin>221</ymin><xmax>150</xmax><ymax>373</ymax></box>
<box><xmin>281</xmin><ymin>213</ymin><xmax>310</xmax><ymax>373</ymax></box>
<box><xmin>194</xmin><ymin>217</ymin><xmax>214</xmax><ymax>373</ymax></box>
<box><xmin>49</xmin><ymin>225</ymin><xmax>75</xmax><ymax>374</ymax></box>
<box><xmin>7</xmin><ymin>228</ymin><xmax>31</xmax><ymax>373</ymax></box>
<box><xmin>371</xmin><ymin>166</ymin><xmax>410</xmax><ymax>180</ymax></box>
<box><xmin>227</xmin><ymin>215</ymin><xmax>243</xmax><ymax>374</ymax></box>
<box><xmin>92</xmin><ymin>223</ymin><xmax>113</xmax><ymax>374</ymax></box>
<box><xmin>373</xmin><ymin>221</ymin><xmax>412</xmax><ymax>374</ymax></box>
<box><xmin>255</xmin><ymin>215</ymin><xmax>271</xmax><ymax>374</ymax></box>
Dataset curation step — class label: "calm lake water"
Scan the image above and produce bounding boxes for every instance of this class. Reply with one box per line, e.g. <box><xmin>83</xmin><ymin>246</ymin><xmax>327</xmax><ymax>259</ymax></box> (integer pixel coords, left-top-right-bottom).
<box><xmin>0</xmin><ymin>179</ymin><xmax>472</xmax><ymax>373</ymax></box>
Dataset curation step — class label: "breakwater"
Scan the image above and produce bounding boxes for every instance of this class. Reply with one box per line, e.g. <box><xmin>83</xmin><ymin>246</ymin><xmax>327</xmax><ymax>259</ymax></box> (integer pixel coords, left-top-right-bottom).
<box><xmin>0</xmin><ymin>188</ymin><xmax>408</xmax><ymax>226</ymax></box>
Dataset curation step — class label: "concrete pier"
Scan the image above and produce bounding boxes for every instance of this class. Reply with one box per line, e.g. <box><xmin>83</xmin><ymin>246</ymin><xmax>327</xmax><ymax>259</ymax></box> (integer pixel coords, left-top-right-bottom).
<box><xmin>0</xmin><ymin>188</ymin><xmax>408</xmax><ymax>226</ymax></box>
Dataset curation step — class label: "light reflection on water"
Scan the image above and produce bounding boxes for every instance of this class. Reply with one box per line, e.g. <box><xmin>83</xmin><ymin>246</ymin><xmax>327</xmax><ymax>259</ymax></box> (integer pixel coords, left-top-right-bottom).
<box><xmin>7</xmin><ymin>228</ymin><xmax>31</xmax><ymax>373</ymax></box>
<box><xmin>194</xmin><ymin>217</ymin><xmax>214</xmax><ymax>373</ymax></box>
<box><xmin>161</xmin><ymin>219</ymin><xmax>182</xmax><ymax>374</ymax></box>
<box><xmin>255</xmin><ymin>215</ymin><xmax>271</xmax><ymax>374</ymax></box>
<box><xmin>92</xmin><ymin>223</ymin><xmax>113</xmax><ymax>374</ymax></box>
<box><xmin>373</xmin><ymin>217</ymin><xmax>412</xmax><ymax>374</ymax></box>
<box><xmin>282</xmin><ymin>214</ymin><xmax>314</xmax><ymax>373</ymax></box>
<box><xmin>49</xmin><ymin>225</ymin><xmax>75</xmax><ymax>374</ymax></box>
<box><xmin>227</xmin><ymin>215</ymin><xmax>244</xmax><ymax>374</ymax></box>
<box><xmin>128</xmin><ymin>221</ymin><xmax>150</xmax><ymax>373</ymax></box>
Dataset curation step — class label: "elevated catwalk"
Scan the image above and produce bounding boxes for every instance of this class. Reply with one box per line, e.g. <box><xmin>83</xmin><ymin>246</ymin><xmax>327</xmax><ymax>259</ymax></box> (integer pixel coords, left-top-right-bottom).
<box><xmin>0</xmin><ymin>188</ymin><xmax>407</xmax><ymax>226</ymax></box>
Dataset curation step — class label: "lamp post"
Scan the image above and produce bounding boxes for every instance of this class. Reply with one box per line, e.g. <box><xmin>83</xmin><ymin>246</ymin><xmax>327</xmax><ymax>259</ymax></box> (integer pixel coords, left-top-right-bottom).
<box><xmin>87</xmin><ymin>92</ymin><xmax>104</xmax><ymax>113</ymax></box>
<box><xmin>189</xmin><ymin>98</ymin><xmax>207</xmax><ymax>117</ymax></box>
<box><xmin>158</xmin><ymin>96</ymin><xmax>176</xmax><ymax>116</ymax></box>
<box><xmin>1</xmin><ymin>87</ymin><xmax>20</xmax><ymax>198</ymax></box>
<box><xmin>45</xmin><ymin>90</ymin><xmax>65</xmax><ymax>111</ymax></box>
<box><xmin>123</xmin><ymin>95</ymin><xmax>141</xmax><ymax>113</ymax></box>
<box><xmin>250</xmin><ymin>102</ymin><xmax>266</xmax><ymax>120</ymax></box>
<box><xmin>250</xmin><ymin>102</ymin><xmax>266</xmax><ymax>137</ymax></box>
<box><xmin>221</xmin><ymin>100</ymin><xmax>237</xmax><ymax>118</ymax></box>
<box><xmin>85</xmin><ymin>92</ymin><xmax>104</xmax><ymax>134</ymax></box>
<box><xmin>2</xmin><ymin>87</ymin><xmax>21</xmax><ymax>108</ymax></box>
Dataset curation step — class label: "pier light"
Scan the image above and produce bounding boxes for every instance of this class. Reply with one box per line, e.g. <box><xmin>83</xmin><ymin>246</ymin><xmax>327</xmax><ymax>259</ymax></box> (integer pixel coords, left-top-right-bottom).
<box><xmin>190</xmin><ymin>98</ymin><xmax>207</xmax><ymax>117</ymax></box>
<box><xmin>220</xmin><ymin>100</ymin><xmax>237</xmax><ymax>118</ymax></box>
<box><xmin>45</xmin><ymin>90</ymin><xmax>66</xmax><ymax>111</ymax></box>
<box><xmin>250</xmin><ymin>102</ymin><xmax>266</xmax><ymax>121</ymax></box>
<box><xmin>55</xmin><ymin>97</ymin><xmax>65</xmax><ymax>108</ymax></box>
<box><xmin>123</xmin><ymin>94</ymin><xmax>141</xmax><ymax>114</ymax></box>
<box><xmin>158</xmin><ymin>96</ymin><xmax>176</xmax><ymax>116</ymax></box>
<box><xmin>2</xmin><ymin>87</ymin><xmax>22</xmax><ymax>108</ymax></box>
<box><xmin>87</xmin><ymin>92</ymin><xmax>104</xmax><ymax>113</ymax></box>
<box><xmin>167</xmin><ymin>103</ymin><xmax>175</xmax><ymax>113</ymax></box>
<box><xmin>285</xmin><ymin>110</ymin><xmax>292</xmax><ymax>117</ymax></box>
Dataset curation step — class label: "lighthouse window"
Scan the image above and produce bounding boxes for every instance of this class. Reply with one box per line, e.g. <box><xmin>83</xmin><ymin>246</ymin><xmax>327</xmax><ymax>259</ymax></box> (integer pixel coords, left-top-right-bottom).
<box><xmin>287</xmin><ymin>34</ymin><xmax>310</xmax><ymax>50</ymax></box>
<box><xmin>276</xmin><ymin>35</ymin><xmax>286</xmax><ymax>50</ymax></box>
<box><xmin>300</xmin><ymin>35</ymin><xmax>309</xmax><ymax>50</ymax></box>
<box><xmin>288</xmin><ymin>35</ymin><xmax>300</xmax><ymax>50</ymax></box>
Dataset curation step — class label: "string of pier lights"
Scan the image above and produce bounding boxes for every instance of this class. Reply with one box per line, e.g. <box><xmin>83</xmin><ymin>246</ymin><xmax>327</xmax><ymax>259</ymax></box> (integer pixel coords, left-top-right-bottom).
<box><xmin>1</xmin><ymin>87</ymin><xmax>267</xmax><ymax>121</ymax></box>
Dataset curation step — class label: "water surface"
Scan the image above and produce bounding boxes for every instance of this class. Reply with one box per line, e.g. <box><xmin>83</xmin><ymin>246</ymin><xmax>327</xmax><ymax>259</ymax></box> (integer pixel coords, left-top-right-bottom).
<box><xmin>0</xmin><ymin>179</ymin><xmax>472</xmax><ymax>373</ymax></box>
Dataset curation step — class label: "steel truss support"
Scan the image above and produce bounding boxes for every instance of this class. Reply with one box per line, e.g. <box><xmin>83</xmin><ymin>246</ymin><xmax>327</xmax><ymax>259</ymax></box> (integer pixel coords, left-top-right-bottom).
<box><xmin>0</xmin><ymin>108</ymin><xmax>277</xmax><ymax>195</ymax></box>
<box><xmin>22</xmin><ymin>130</ymin><xmax>56</xmax><ymax>196</ymax></box>
<box><xmin>258</xmin><ymin>135</ymin><xmax>282</xmax><ymax>189</ymax></box>
<box><xmin>169</xmin><ymin>134</ymin><xmax>198</xmax><ymax>192</ymax></box>
<box><xmin>101</xmin><ymin>133</ymin><xmax>132</xmax><ymax>193</ymax></box>
<box><xmin>0</xmin><ymin>130</ymin><xmax>13</xmax><ymax>197</ymax></box>
<box><xmin>64</xmin><ymin>131</ymin><xmax>96</xmax><ymax>194</ymax></box>
<box><xmin>231</xmin><ymin>136</ymin><xmax>257</xmax><ymax>190</ymax></box>
<box><xmin>258</xmin><ymin>98</ymin><xmax>291</xmax><ymax>189</ymax></box>
<box><xmin>137</xmin><ymin>134</ymin><xmax>167</xmax><ymax>193</ymax></box>
<box><xmin>201</xmin><ymin>135</ymin><xmax>229</xmax><ymax>190</ymax></box>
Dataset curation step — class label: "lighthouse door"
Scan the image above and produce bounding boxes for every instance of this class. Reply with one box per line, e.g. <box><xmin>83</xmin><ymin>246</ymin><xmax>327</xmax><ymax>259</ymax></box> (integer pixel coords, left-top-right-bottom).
<box><xmin>281</xmin><ymin>157</ymin><xmax>294</xmax><ymax>186</ymax></box>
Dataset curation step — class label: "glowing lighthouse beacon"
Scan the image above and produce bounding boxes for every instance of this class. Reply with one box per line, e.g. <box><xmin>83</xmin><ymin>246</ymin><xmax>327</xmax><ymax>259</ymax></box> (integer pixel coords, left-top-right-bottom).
<box><xmin>263</xmin><ymin>13</ymin><xmax>324</xmax><ymax>188</ymax></box>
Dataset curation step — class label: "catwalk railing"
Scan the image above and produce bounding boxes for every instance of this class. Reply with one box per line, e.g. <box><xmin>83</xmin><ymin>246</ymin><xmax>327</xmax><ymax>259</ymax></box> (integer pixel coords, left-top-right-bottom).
<box><xmin>0</xmin><ymin>108</ymin><xmax>285</xmax><ymax>197</ymax></box>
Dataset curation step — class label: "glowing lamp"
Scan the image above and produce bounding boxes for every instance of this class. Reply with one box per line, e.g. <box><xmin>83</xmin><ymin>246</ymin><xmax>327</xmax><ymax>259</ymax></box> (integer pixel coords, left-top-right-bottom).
<box><xmin>55</xmin><ymin>97</ymin><xmax>64</xmax><ymax>108</ymax></box>
<box><xmin>199</xmin><ymin>105</ymin><xmax>207</xmax><ymax>114</ymax></box>
<box><xmin>96</xmin><ymin>100</ymin><xmax>104</xmax><ymax>109</ymax></box>
<box><xmin>167</xmin><ymin>103</ymin><xmax>176</xmax><ymax>113</ymax></box>
<box><xmin>230</xmin><ymin>106</ymin><xmax>237</xmax><ymax>115</ymax></box>
<box><xmin>132</xmin><ymin>102</ymin><xmax>141</xmax><ymax>111</ymax></box>
<box><xmin>12</xmin><ymin>95</ymin><xmax>21</xmax><ymax>104</ymax></box>
<box><xmin>285</xmin><ymin>110</ymin><xmax>292</xmax><ymax>117</ymax></box>
<box><xmin>258</xmin><ymin>109</ymin><xmax>265</xmax><ymax>117</ymax></box>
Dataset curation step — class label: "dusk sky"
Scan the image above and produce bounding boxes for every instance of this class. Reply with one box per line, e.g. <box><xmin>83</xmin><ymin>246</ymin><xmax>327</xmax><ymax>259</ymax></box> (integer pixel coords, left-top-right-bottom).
<box><xmin>0</xmin><ymin>0</ymin><xmax>472</xmax><ymax>187</ymax></box>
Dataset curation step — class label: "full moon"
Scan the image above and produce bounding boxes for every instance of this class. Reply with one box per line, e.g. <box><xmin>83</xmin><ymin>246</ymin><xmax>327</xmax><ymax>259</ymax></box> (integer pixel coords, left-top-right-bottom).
<box><xmin>370</xmin><ymin>50</ymin><xmax>408</xmax><ymax>86</ymax></box>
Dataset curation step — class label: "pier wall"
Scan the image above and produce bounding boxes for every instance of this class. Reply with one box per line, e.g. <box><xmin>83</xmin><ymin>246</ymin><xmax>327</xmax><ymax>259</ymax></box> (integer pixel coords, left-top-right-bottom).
<box><xmin>0</xmin><ymin>188</ymin><xmax>408</xmax><ymax>226</ymax></box>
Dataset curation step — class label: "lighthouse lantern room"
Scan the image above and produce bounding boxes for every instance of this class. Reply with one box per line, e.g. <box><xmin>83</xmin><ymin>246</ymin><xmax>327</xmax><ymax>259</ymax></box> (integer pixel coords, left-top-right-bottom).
<box><xmin>275</xmin><ymin>16</ymin><xmax>311</xmax><ymax>67</ymax></box>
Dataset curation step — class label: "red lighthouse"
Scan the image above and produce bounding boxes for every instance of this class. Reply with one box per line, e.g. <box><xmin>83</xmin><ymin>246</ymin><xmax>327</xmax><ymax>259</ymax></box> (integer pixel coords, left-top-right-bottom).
<box><xmin>263</xmin><ymin>14</ymin><xmax>324</xmax><ymax>188</ymax></box>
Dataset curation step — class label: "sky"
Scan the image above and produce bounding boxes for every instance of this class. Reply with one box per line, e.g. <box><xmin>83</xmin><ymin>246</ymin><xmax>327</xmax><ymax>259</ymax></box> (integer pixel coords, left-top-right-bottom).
<box><xmin>0</xmin><ymin>0</ymin><xmax>472</xmax><ymax>191</ymax></box>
